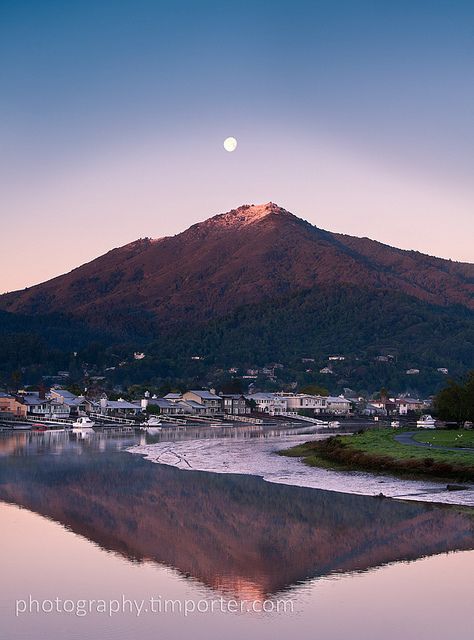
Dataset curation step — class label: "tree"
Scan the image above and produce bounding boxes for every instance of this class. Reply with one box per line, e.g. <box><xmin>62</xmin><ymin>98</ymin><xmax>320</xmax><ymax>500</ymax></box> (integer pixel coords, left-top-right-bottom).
<box><xmin>299</xmin><ymin>384</ymin><xmax>329</xmax><ymax>396</ymax></box>
<box><xmin>434</xmin><ymin>372</ymin><xmax>474</xmax><ymax>424</ymax></box>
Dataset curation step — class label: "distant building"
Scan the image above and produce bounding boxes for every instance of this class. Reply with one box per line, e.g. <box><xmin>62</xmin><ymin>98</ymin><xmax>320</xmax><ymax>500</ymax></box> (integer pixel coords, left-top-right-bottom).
<box><xmin>0</xmin><ymin>393</ymin><xmax>27</xmax><ymax>418</ymax></box>
<box><xmin>325</xmin><ymin>396</ymin><xmax>352</xmax><ymax>415</ymax></box>
<box><xmin>245</xmin><ymin>393</ymin><xmax>287</xmax><ymax>416</ymax></box>
<box><xmin>220</xmin><ymin>394</ymin><xmax>250</xmax><ymax>415</ymax></box>
<box><xmin>278</xmin><ymin>393</ymin><xmax>327</xmax><ymax>414</ymax></box>
<box><xmin>406</xmin><ymin>369</ymin><xmax>420</xmax><ymax>375</ymax></box>
<box><xmin>437</xmin><ymin>368</ymin><xmax>449</xmax><ymax>375</ymax></box>
<box><xmin>182</xmin><ymin>390</ymin><xmax>222</xmax><ymax>414</ymax></box>
<box><xmin>100</xmin><ymin>397</ymin><xmax>142</xmax><ymax>417</ymax></box>
<box><xmin>396</xmin><ymin>398</ymin><xmax>424</xmax><ymax>415</ymax></box>
<box><xmin>319</xmin><ymin>367</ymin><xmax>334</xmax><ymax>374</ymax></box>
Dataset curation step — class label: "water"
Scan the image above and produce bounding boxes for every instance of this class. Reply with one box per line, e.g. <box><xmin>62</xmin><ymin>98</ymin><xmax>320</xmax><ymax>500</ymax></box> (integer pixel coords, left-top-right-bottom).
<box><xmin>1</xmin><ymin>428</ymin><xmax>474</xmax><ymax>640</ymax></box>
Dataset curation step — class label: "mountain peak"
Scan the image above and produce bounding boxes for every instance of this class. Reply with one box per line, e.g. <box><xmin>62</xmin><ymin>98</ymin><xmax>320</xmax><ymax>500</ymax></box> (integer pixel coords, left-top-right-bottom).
<box><xmin>209</xmin><ymin>202</ymin><xmax>294</xmax><ymax>229</ymax></box>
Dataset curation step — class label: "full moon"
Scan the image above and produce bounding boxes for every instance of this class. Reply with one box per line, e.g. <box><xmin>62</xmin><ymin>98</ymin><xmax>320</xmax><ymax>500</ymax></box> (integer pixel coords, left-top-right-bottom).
<box><xmin>223</xmin><ymin>136</ymin><xmax>237</xmax><ymax>152</ymax></box>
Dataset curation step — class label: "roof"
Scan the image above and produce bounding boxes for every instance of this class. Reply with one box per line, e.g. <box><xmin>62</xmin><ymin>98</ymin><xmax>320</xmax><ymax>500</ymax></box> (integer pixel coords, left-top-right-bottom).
<box><xmin>178</xmin><ymin>400</ymin><xmax>206</xmax><ymax>410</ymax></box>
<box><xmin>20</xmin><ymin>396</ymin><xmax>49</xmax><ymax>406</ymax></box>
<box><xmin>50</xmin><ymin>389</ymin><xmax>77</xmax><ymax>400</ymax></box>
<box><xmin>186</xmin><ymin>390</ymin><xmax>220</xmax><ymax>400</ymax></box>
<box><xmin>105</xmin><ymin>400</ymin><xmax>141</xmax><ymax>410</ymax></box>
<box><xmin>163</xmin><ymin>393</ymin><xmax>183</xmax><ymax>400</ymax></box>
<box><xmin>148</xmin><ymin>398</ymin><xmax>174</xmax><ymax>408</ymax></box>
<box><xmin>220</xmin><ymin>394</ymin><xmax>246</xmax><ymax>400</ymax></box>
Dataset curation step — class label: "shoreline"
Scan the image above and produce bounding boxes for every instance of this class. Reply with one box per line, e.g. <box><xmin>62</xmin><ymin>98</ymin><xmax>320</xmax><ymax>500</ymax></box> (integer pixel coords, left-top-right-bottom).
<box><xmin>126</xmin><ymin>434</ymin><xmax>474</xmax><ymax>507</ymax></box>
<box><xmin>280</xmin><ymin>429</ymin><xmax>474</xmax><ymax>484</ymax></box>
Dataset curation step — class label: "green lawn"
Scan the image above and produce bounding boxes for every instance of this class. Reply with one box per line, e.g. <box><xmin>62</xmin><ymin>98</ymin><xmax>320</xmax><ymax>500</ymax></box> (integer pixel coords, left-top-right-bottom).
<box><xmin>280</xmin><ymin>429</ymin><xmax>474</xmax><ymax>481</ymax></box>
<box><xmin>413</xmin><ymin>430</ymin><xmax>474</xmax><ymax>448</ymax></box>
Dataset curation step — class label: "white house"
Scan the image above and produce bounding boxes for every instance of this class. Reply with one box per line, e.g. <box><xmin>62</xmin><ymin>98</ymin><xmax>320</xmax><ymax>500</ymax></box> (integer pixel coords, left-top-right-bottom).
<box><xmin>396</xmin><ymin>398</ymin><xmax>425</xmax><ymax>415</ymax></box>
<box><xmin>246</xmin><ymin>393</ymin><xmax>287</xmax><ymax>416</ymax></box>
<box><xmin>278</xmin><ymin>393</ymin><xmax>328</xmax><ymax>414</ymax></box>
<box><xmin>325</xmin><ymin>396</ymin><xmax>352</xmax><ymax>415</ymax></box>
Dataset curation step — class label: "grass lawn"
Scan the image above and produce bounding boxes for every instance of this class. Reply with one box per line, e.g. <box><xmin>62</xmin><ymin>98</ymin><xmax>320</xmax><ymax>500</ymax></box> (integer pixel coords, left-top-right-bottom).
<box><xmin>280</xmin><ymin>429</ymin><xmax>474</xmax><ymax>481</ymax></box>
<box><xmin>413</xmin><ymin>430</ymin><xmax>474</xmax><ymax>448</ymax></box>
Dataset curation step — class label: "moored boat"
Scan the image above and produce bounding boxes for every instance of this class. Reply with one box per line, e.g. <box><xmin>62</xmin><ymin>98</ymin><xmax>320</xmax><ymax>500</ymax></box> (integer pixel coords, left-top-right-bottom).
<box><xmin>416</xmin><ymin>414</ymin><xmax>437</xmax><ymax>429</ymax></box>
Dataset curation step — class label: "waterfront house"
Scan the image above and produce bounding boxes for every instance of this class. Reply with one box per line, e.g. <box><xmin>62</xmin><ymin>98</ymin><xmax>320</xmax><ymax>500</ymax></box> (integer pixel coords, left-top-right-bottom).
<box><xmin>279</xmin><ymin>393</ymin><xmax>328</xmax><ymax>414</ymax></box>
<box><xmin>17</xmin><ymin>392</ymin><xmax>51</xmax><ymax>418</ymax></box>
<box><xmin>396</xmin><ymin>398</ymin><xmax>425</xmax><ymax>415</ymax></box>
<box><xmin>144</xmin><ymin>397</ymin><xmax>185</xmax><ymax>415</ymax></box>
<box><xmin>163</xmin><ymin>393</ymin><xmax>183</xmax><ymax>402</ymax></box>
<box><xmin>220</xmin><ymin>394</ymin><xmax>250</xmax><ymax>415</ymax></box>
<box><xmin>325</xmin><ymin>396</ymin><xmax>352</xmax><ymax>415</ymax></box>
<box><xmin>0</xmin><ymin>393</ymin><xmax>27</xmax><ymax>418</ymax></box>
<box><xmin>245</xmin><ymin>393</ymin><xmax>287</xmax><ymax>416</ymax></box>
<box><xmin>182</xmin><ymin>390</ymin><xmax>222</xmax><ymax>414</ymax></box>
<box><xmin>99</xmin><ymin>397</ymin><xmax>142</xmax><ymax>417</ymax></box>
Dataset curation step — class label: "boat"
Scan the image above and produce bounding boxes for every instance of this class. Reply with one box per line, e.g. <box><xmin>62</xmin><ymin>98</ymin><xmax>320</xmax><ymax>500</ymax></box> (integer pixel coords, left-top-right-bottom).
<box><xmin>328</xmin><ymin>421</ymin><xmax>341</xmax><ymax>428</ymax></box>
<box><xmin>416</xmin><ymin>414</ymin><xmax>437</xmax><ymax>429</ymax></box>
<box><xmin>72</xmin><ymin>416</ymin><xmax>95</xmax><ymax>432</ymax></box>
<box><xmin>139</xmin><ymin>416</ymin><xmax>162</xmax><ymax>433</ymax></box>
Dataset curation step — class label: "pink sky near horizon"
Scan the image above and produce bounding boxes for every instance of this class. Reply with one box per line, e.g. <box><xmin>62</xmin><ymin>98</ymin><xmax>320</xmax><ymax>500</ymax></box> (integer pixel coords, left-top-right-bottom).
<box><xmin>1</xmin><ymin>125</ymin><xmax>473</xmax><ymax>294</ymax></box>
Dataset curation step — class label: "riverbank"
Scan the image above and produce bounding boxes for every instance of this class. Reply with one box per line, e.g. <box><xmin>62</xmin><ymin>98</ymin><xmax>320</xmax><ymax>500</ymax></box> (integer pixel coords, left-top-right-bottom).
<box><xmin>280</xmin><ymin>429</ymin><xmax>474</xmax><ymax>482</ymax></box>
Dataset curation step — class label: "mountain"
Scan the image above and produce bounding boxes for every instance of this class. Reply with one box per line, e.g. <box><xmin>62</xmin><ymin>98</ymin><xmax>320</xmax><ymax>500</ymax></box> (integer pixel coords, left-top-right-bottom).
<box><xmin>1</xmin><ymin>202</ymin><xmax>473</xmax><ymax>324</ymax></box>
<box><xmin>0</xmin><ymin>203</ymin><xmax>473</xmax><ymax>392</ymax></box>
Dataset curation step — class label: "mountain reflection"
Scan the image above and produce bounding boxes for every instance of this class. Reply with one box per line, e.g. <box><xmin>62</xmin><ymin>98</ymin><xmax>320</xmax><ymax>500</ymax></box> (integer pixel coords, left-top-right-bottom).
<box><xmin>0</xmin><ymin>434</ymin><xmax>473</xmax><ymax>599</ymax></box>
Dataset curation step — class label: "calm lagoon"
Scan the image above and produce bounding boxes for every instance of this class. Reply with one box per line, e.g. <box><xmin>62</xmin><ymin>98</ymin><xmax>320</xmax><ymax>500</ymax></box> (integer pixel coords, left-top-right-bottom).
<box><xmin>1</xmin><ymin>428</ymin><xmax>473</xmax><ymax>640</ymax></box>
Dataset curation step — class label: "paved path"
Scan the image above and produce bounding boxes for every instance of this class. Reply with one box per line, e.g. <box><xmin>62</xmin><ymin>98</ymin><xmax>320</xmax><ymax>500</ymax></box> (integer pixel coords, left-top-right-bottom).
<box><xmin>394</xmin><ymin>431</ymin><xmax>474</xmax><ymax>453</ymax></box>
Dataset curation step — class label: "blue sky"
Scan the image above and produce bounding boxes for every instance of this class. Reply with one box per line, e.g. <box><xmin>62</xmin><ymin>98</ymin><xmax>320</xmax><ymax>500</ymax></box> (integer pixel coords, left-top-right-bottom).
<box><xmin>1</xmin><ymin>1</ymin><xmax>473</xmax><ymax>290</ymax></box>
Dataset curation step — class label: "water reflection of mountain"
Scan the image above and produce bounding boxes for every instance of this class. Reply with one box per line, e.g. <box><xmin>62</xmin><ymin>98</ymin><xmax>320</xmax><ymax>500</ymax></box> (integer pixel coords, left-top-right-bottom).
<box><xmin>0</xmin><ymin>448</ymin><xmax>473</xmax><ymax>599</ymax></box>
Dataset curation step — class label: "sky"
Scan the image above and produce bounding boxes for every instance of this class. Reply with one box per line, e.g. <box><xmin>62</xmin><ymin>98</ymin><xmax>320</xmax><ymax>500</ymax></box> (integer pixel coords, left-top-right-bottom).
<box><xmin>1</xmin><ymin>0</ymin><xmax>473</xmax><ymax>292</ymax></box>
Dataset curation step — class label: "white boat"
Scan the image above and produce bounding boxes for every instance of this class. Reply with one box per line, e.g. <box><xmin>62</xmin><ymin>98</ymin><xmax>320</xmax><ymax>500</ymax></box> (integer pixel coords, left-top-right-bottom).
<box><xmin>11</xmin><ymin>422</ymin><xmax>32</xmax><ymax>430</ymax></box>
<box><xmin>72</xmin><ymin>416</ymin><xmax>95</xmax><ymax>432</ymax></box>
<box><xmin>140</xmin><ymin>416</ymin><xmax>162</xmax><ymax>433</ymax></box>
<box><xmin>417</xmin><ymin>414</ymin><xmax>437</xmax><ymax>429</ymax></box>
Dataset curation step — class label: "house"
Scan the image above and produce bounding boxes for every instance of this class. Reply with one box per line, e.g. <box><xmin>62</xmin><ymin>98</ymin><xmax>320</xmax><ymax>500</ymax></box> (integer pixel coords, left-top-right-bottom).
<box><xmin>396</xmin><ymin>398</ymin><xmax>425</xmax><ymax>415</ymax></box>
<box><xmin>99</xmin><ymin>397</ymin><xmax>142</xmax><ymax>417</ymax></box>
<box><xmin>362</xmin><ymin>403</ymin><xmax>386</xmax><ymax>416</ymax></box>
<box><xmin>182</xmin><ymin>390</ymin><xmax>222</xmax><ymax>414</ymax></box>
<box><xmin>17</xmin><ymin>392</ymin><xmax>51</xmax><ymax>417</ymax></box>
<box><xmin>245</xmin><ymin>393</ymin><xmax>287</xmax><ymax>416</ymax></box>
<box><xmin>220</xmin><ymin>394</ymin><xmax>250</xmax><ymax>415</ymax></box>
<box><xmin>163</xmin><ymin>393</ymin><xmax>183</xmax><ymax>402</ymax></box>
<box><xmin>0</xmin><ymin>393</ymin><xmax>27</xmax><ymax>418</ymax></box>
<box><xmin>177</xmin><ymin>400</ymin><xmax>208</xmax><ymax>415</ymax></box>
<box><xmin>145</xmin><ymin>398</ymin><xmax>185</xmax><ymax>415</ymax></box>
<box><xmin>406</xmin><ymin>368</ymin><xmax>420</xmax><ymax>375</ymax></box>
<box><xmin>325</xmin><ymin>396</ymin><xmax>352</xmax><ymax>415</ymax></box>
<box><xmin>49</xmin><ymin>389</ymin><xmax>90</xmax><ymax>416</ymax></box>
<box><xmin>328</xmin><ymin>356</ymin><xmax>345</xmax><ymax>361</ymax></box>
<box><xmin>319</xmin><ymin>367</ymin><xmax>334</xmax><ymax>374</ymax></box>
<box><xmin>437</xmin><ymin>368</ymin><xmax>449</xmax><ymax>375</ymax></box>
<box><xmin>279</xmin><ymin>393</ymin><xmax>328</xmax><ymax>414</ymax></box>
